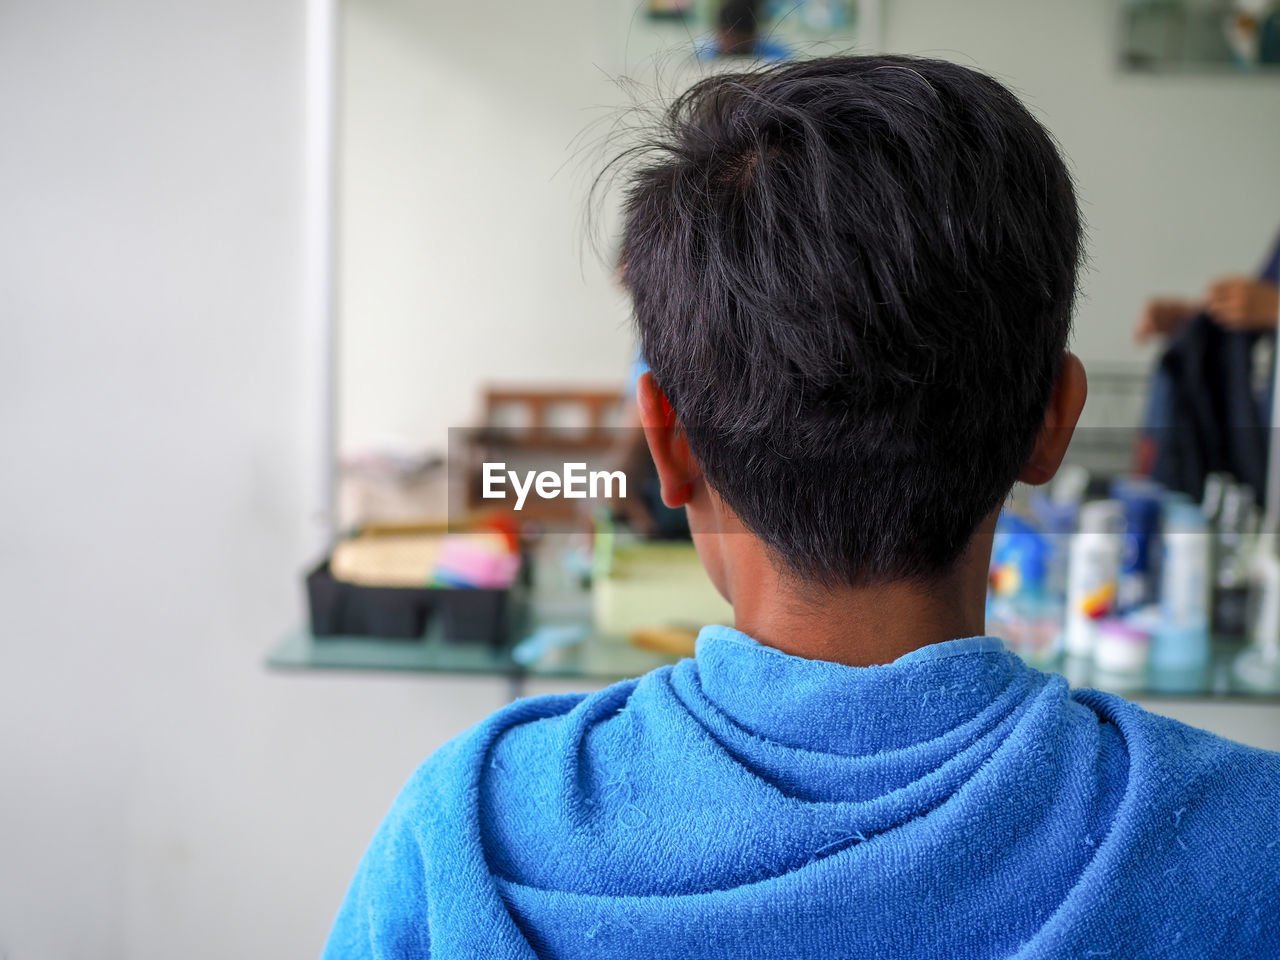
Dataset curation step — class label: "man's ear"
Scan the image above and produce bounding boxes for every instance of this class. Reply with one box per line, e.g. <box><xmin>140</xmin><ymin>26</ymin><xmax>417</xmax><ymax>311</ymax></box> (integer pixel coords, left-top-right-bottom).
<box><xmin>636</xmin><ymin>371</ymin><xmax>697</xmax><ymax>508</ymax></box>
<box><xmin>1019</xmin><ymin>352</ymin><xmax>1088</xmax><ymax>486</ymax></box>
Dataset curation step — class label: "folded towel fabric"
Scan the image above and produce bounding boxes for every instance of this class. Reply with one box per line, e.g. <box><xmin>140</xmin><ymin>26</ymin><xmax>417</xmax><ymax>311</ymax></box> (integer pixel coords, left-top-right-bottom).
<box><xmin>322</xmin><ymin>627</ymin><xmax>1280</xmax><ymax>959</ymax></box>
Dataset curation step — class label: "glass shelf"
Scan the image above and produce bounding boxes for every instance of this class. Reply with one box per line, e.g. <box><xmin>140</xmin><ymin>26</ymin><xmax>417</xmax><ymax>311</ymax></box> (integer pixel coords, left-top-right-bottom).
<box><xmin>269</xmin><ymin>628</ymin><xmax>518</xmax><ymax>675</ymax></box>
<box><xmin>1046</xmin><ymin>640</ymin><xmax>1280</xmax><ymax>702</ymax></box>
<box><xmin>268</xmin><ymin>583</ymin><xmax>678</xmax><ymax>682</ymax></box>
<box><xmin>268</xmin><ymin>587</ymin><xmax>1280</xmax><ymax>700</ymax></box>
<box><xmin>267</xmin><ymin>627</ymin><xmax>679</xmax><ymax>681</ymax></box>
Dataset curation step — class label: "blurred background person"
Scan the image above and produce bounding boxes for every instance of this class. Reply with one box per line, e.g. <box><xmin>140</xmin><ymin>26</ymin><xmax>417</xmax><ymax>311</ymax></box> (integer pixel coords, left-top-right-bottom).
<box><xmin>1136</xmin><ymin>229</ymin><xmax>1280</xmax><ymax>342</ymax></box>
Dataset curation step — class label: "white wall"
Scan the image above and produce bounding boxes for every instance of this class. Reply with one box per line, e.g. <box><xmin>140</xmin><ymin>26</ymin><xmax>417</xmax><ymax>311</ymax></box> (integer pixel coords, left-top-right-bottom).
<box><xmin>337</xmin><ymin>0</ymin><xmax>642</xmax><ymax>455</ymax></box>
<box><xmin>340</xmin><ymin>0</ymin><xmax>1280</xmax><ymax>454</ymax></box>
<box><xmin>0</xmin><ymin>2</ymin><xmax>508</xmax><ymax>957</ymax></box>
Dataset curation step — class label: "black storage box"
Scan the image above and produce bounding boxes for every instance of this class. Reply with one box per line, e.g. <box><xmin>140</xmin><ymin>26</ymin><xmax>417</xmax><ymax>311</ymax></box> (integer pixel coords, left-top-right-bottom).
<box><xmin>306</xmin><ymin>560</ymin><xmax>516</xmax><ymax>646</ymax></box>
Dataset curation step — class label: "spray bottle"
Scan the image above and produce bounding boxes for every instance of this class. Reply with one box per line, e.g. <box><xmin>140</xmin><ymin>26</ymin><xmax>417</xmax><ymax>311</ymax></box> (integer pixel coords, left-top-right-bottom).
<box><xmin>1064</xmin><ymin>500</ymin><xmax>1123</xmax><ymax>659</ymax></box>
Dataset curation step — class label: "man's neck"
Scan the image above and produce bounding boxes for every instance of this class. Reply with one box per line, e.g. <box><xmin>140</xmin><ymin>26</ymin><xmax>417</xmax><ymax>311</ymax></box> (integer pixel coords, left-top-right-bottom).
<box><xmin>723</xmin><ymin>520</ymin><xmax>995</xmax><ymax>668</ymax></box>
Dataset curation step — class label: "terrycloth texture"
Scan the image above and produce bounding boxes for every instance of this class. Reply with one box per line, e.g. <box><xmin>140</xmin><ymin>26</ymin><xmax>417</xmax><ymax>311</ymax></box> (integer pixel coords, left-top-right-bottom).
<box><xmin>323</xmin><ymin>627</ymin><xmax>1280</xmax><ymax>959</ymax></box>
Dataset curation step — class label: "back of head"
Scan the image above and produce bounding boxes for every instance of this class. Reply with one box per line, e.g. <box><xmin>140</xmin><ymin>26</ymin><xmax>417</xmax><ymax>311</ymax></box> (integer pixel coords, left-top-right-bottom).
<box><xmin>620</xmin><ymin>55</ymin><xmax>1082</xmax><ymax>587</ymax></box>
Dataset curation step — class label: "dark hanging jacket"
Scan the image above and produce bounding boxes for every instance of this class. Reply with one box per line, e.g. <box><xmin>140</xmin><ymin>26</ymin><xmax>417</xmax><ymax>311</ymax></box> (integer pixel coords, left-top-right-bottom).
<box><xmin>1149</xmin><ymin>313</ymin><xmax>1269</xmax><ymax>503</ymax></box>
<box><xmin>1148</xmin><ymin>231</ymin><xmax>1279</xmax><ymax>503</ymax></box>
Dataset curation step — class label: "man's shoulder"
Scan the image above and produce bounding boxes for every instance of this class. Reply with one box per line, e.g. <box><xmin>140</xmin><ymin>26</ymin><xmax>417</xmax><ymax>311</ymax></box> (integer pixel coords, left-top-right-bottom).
<box><xmin>395</xmin><ymin>673</ymin><xmax>655</xmax><ymax>812</ymax></box>
<box><xmin>1073</xmin><ymin>687</ymin><xmax>1280</xmax><ymax>844</ymax></box>
<box><xmin>1078</xmin><ymin>686</ymin><xmax>1280</xmax><ymax>777</ymax></box>
<box><xmin>1148</xmin><ymin>704</ymin><xmax>1280</xmax><ymax>794</ymax></box>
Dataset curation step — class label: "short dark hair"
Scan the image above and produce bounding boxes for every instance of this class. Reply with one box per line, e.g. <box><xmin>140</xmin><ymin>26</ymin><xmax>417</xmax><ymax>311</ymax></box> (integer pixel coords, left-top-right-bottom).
<box><xmin>619</xmin><ymin>55</ymin><xmax>1082</xmax><ymax>586</ymax></box>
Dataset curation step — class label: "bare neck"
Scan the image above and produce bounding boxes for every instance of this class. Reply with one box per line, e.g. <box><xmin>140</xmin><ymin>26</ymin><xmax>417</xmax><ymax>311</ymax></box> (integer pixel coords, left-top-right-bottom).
<box><xmin>723</xmin><ymin>517</ymin><xmax>996</xmax><ymax>668</ymax></box>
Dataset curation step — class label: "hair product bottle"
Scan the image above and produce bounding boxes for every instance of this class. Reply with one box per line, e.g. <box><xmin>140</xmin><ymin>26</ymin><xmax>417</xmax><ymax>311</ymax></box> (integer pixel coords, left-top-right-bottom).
<box><xmin>1064</xmin><ymin>500</ymin><xmax>1123</xmax><ymax>660</ymax></box>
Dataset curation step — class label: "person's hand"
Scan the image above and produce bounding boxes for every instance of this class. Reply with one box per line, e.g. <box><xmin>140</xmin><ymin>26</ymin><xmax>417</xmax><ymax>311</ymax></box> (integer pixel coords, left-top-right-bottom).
<box><xmin>1205</xmin><ymin>275</ymin><xmax>1280</xmax><ymax>332</ymax></box>
<box><xmin>1135</xmin><ymin>296</ymin><xmax>1199</xmax><ymax>344</ymax></box>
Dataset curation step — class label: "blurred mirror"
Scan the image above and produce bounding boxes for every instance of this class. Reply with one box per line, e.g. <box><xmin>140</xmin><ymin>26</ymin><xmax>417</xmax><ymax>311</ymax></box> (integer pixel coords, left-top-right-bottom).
<box><xmin>335</xmin><ymin>0</ymin><xmax>1279</xmax><ymax>527</ymax></box>
<box><xmin>334</xmin><ymin>0</ymin><xmax>877</xmax><ymax>526</ymax></box>
<box><xmin>319</xmin><ymin>0</ymin><xmax>1280</xmax><ymax>690</ymax></box>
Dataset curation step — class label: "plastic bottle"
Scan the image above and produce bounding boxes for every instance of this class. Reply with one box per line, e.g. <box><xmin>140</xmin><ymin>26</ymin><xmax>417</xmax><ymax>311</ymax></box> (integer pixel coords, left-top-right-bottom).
<box><xmin>1064</xmin><ymin>500</ymin><xmax>1123</xmax><ymax>658</ymax></box>
<box><xmin>1153</xmin><ymin>500</ymin><xmax>1211</xmax><ymax>672</ymax></box>
<box><xmin>988</xmin><ymin>510</ymin><xmax>1058</xmax><ymax>665</ymax></box>
<box><xmin>1111</xmin><ymin>477</ymin><xmax>1164</xmax><ymax>614</ymax></box>
<box><xmin>1201</xmin><ymin>472</ymin><xmax>1231</xmax><ymax>527</ymax></box>
<box><xmin>1212</xmin><ymin>482</ymin><xmax>1259</xmax><ymax>640</ymax></box>
<box><xmin>1093</xmin><ymin>619</ymin><xmax>1152</xmax><ymax>691</ymax></box>
<box><xmin>1031</xmin><ymin>467</ymin><xmax>1088</xmax><ymax>608</ymax></box>
<box><xmin>1234</xmin><ymin>533</ymin><xmax>1280</xmax><ymax>693</ymax></box>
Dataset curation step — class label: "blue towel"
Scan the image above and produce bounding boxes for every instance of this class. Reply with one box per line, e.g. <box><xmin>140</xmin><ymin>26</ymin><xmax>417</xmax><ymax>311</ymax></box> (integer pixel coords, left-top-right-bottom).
<box><xmin>323</xmin><ymin>627</ymin><xmax>1280</xmax><ymax>958</ymax></box>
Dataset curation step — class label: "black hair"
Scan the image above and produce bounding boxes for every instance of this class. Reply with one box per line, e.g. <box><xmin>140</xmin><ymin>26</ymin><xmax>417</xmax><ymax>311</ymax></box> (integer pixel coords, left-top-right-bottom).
<box><xmin>618</xmin><ymin>55</ymin><xmax>1082</xmax><ymax>586</ymax></box>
